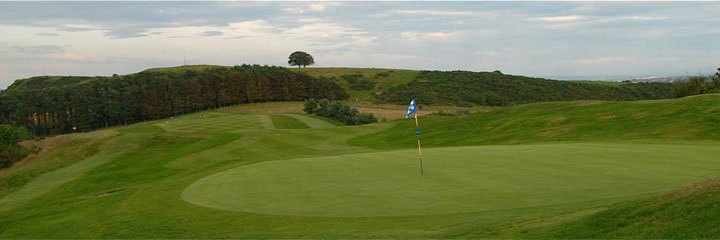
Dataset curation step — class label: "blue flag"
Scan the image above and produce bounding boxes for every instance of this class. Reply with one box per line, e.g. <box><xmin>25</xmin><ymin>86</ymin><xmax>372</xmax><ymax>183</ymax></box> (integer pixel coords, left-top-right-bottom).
<box><xmin>405</xmin><ymin>99</ymin><xmax>417</xmax><ymax>119</ymax></box>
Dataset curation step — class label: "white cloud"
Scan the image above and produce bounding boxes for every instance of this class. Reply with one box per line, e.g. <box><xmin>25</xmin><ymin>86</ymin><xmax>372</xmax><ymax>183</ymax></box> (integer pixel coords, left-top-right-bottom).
<box><xmin>620</xmin><ymin>16</ymin><xmax>667</xmax><ymax>21</ymax></box>
<box><xmin>46</xmin><ymin>52</ymin><xmax>108</xmax><ymax>63</ymax></box>
<box><xmin>573</xmin><ymin>57</ymin><xmax>629</xmax><ymax>65</ymax></box>
<box><xmin>282</xmin><ymin>2</ymin><xmax>342</xmax><ymax>14</ymax></box>
<box><xmin>401</xmin><ymin>30</ymin><xmax>495</xmax><ymax>41</ymax></box>
<box><xmin>392</xmin><ymin>9</ymin><xmax>480</xmax><ymax>16</ymax></box>
<box><xmin>298</xmin><ymin>18</ymin><xmax>325</xmax><ymax>23</ymax></box>
<box><xmin>532</xmin><ymin>15</ymin><xmax>585</xmax><ymax>22</ymax></box>
<box><xmin>283</xmin><ymin>23</ymin><xmax>368</xmax><ymax>40</ymax></box>
<box><xmin>531</xmin><ymin>15</ymin><xmax>667</xmax><ymax>30</ymax></box>
<box><xmin>226</xmin><ymin>20</ymin><xmax>277</xmax><ymax>37</ymax></box>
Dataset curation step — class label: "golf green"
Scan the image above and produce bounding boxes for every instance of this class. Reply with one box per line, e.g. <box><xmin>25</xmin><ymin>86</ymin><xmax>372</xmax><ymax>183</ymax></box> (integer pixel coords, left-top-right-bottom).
<box><xmin>182</xmin><ymin>142</ymin><xmax>720</xmax><ymax>217</ymax></box>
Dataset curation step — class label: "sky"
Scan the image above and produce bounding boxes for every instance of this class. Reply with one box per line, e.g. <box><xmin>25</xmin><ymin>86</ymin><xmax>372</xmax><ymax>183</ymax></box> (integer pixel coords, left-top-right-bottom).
<box><xmin>1</xmin><ymin>1</ymin><xmax>719</xmax><ymax>89</ymax></box>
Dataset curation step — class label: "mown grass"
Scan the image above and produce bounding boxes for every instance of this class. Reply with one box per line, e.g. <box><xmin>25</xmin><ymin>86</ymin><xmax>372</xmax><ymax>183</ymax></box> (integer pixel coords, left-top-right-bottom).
<box><xmin>184</xmin><ymin>143</ymin><xmax>720</xmax><ymax>218</ymax></box>
<box><xmin>270</xmin><ymin>115</ymin><xmax>310</xmax><ymax>129</ymax></box>
<box><xmin>0</xmin><ymin>95</ymin><xmax>719</xmax><ymax>238</ymax></box>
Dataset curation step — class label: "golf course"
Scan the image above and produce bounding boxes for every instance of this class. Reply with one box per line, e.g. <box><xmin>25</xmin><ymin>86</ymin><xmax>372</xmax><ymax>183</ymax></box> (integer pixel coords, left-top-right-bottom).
<box><xmin>1</xmin><ymin>89</ymin><xmax>719</xmax><ymax>238</ymax></box>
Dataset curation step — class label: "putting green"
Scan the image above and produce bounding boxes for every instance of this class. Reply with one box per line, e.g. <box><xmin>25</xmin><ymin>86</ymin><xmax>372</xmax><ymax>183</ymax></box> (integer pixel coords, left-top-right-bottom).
<box><xmin>183</xmin><ymin>143</ymin><xmax>720</xmax><ymax>217</ymax></box>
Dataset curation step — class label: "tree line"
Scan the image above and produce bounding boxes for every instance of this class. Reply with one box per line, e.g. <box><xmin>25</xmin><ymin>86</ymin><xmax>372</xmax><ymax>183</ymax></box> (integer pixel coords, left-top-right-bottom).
<box><xmin>673</xmin><ymin>69</ymin><xmax>720</xmax><ymax>97</ymax></box>
<box><xmin>377</xmin><ymin>70</ymin><xmax>681</xmax><ymax>106</ymax></box>
<box><xmin>303</xmin><ymin>99</ymin><xmax>377</xmax><ymax>125</ymax></box>
<box><xmin>0</xmin><ymin>65</ymin><xmax>348</xmax><ymax>136</ymax></box>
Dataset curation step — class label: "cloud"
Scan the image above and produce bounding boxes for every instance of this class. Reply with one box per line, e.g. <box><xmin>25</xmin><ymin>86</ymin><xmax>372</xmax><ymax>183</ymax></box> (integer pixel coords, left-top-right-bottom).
<box><xmin>573</xmin><ymin>57</ymin><xmax>629</xmax><ymax>65</ymax></box>
<box><xmin>37</xmin><ymin>32</ymin><xmax>60</xmax><ymax>37</ymax></box>
<box><xmin>12</xmin><ymin>45</ymin><xmax>65</xmax><ymax>54</ymax></box>
<box><xmin>298</xmin><ymin>18</ymin><xmax>325</xmax><ymax>23</ymax></box>
<box><xmin>532</xmin><ymin>15</ymin><xmax>585</xmax><ymax>22</ymax></box>
<box><xmin>46</xmin><ymin>52</ymin><xmax>108</xmax><ymax>63</ymax></box>
<box><xmin>620</xmin><ymin>16</ymin><xmax>667</xmax><ymax>21</ymax></box>
<box><xmin>282</xmin><ymin>2</ymin><xmax>342</xmax><ymax>14</ymax></box>
<box><xmin>200</xmin><ymin>31</ymin><xmax>224</xmax><ymax>37</ymax></box>
<box><xmin>531</xmin><ymin>15</ymin><xmax>667</xmax><ymax>30</ymax></box>
<box><xmin>392</xmin><ymin>9</ymin><xmax>480</xmax><ymax>16</ymax></box>
<box><xmin>283</xmin><ymin>22</ymin><xmax>368</xmax><ymax>40</ymax></box>
<box><xmin>401</xmin><ymin>30</ymin><xmax>495</xmax><ymax>41</ymax></box>
<box><xmin>226</xmin><ymin>20</ymin><xmax>277</xmax><ymax>37</ymax></box>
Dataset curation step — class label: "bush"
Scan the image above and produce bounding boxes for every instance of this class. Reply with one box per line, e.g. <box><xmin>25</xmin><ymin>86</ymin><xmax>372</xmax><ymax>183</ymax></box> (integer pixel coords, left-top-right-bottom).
<box><xmin>303</xmin><ymin>99</ymin><xmax>377</xmax><ymax>125</ymax></box>
<box><xmin>0</xmin><ymin>125</ymin><xmax>31</xmax><ymax>168</ymax></box>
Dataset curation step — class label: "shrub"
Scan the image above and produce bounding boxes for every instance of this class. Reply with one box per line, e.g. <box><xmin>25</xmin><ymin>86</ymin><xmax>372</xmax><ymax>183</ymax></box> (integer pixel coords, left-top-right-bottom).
<box><xmin>303</xmin><ymin>99</ymin><xmax>377</xmax><ymax>125</ymax></box>
<box><xmin>0</xmin><ymin>125</ymin><xmax>31</xmax><ymax>168</ymax></box>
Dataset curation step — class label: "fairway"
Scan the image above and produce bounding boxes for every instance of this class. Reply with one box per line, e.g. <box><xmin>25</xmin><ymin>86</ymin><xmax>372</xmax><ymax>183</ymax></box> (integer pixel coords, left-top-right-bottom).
<box><xmin>183</xmin><ymin>142</ymin><xmax>720</xmax><ymax>217</ymax></box>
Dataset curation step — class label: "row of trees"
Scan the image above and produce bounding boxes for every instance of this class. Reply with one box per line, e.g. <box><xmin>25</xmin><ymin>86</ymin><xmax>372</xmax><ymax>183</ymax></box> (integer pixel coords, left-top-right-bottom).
<box><xmin>303</xmin><ymin>99</ymin><xmax>377</xmax><ymax>125</ymax></box>
<box><xmin>0</xmin><ymin>65</ymin><xmax>348</xmax><ymax>136</ymax></box>
<box><xmin>377</xmin><ymin>71</ymin><xmax>679</xmax><ymax>106</ymax></box>
<box><xmin>0</xmin><ymin>125</ymin><xmax>30</xmax><ymax>168</ymax></box>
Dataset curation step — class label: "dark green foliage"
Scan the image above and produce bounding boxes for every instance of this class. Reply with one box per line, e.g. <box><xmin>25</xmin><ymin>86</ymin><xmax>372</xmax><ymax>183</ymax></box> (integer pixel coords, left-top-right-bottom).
<box><xmin>374</xmin><ymin>71</ymin><xmax>391</xmax><ymax>78</ymax></box>
<box><xmin>287</xmin><ymin>51</ymin><xmax>315</xmax><ymax>68</ymax></box>
<box><xmin>303</xmin><ymin>99</ymin><xmax>377</xmax><ymax>125</ymax></box>
<box><xmin>674</xmin><ymin>76</ymin><xmax>720</xmax><ymax>97</ymax></box>
<box><xmin>0</xmin><ymin>125</ymin><xmax>31</xmax><ymax>168</ymax></box>
<box><xmin>377</xmin><ymin>71</ymin><xmax>679</xmax><ymax>106</ymax></box>
<box><xmin>341</xmin><ymin>74</ymin><xmax>374</xmax><ymax>90</ymax></box>
<box><xmin>0</xmin><ymin>65</ymin><xmax>348</xmax><ymax>136</ymax></box>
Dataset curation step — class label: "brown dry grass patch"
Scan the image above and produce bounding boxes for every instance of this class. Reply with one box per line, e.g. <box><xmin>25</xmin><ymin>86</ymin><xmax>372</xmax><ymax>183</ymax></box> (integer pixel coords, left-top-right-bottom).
<box><xmin>597</xmin><ymin>115</ymin><xmax>617</xmax><ymax>120</ymax></box>
<box><xmin>658</xmin><ymin>176</ymin><xmax>720</xmax><ymax>200</ymax></box>
<box><xmin>633</xmin><ymin>112</ymin><xmax>649</xmax><ymax>119</ymax></box>
<box><xmin>546</xmin><ymin>117</ymin><xmax>571</xmax><ymax>126</ymax></box>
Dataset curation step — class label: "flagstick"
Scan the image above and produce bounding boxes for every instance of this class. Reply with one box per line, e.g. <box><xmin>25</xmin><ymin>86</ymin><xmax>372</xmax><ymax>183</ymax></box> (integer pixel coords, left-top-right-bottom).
<box><xmin>415</xmin><ymin>113</ymin><xmax>424</xmax><ymax>175</ymax></box>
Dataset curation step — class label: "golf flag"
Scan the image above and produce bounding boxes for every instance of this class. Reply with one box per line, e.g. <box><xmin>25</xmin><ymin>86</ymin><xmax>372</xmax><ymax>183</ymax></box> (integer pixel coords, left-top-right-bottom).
<box><xmin>405</xmin><ymin>98</ymin><xmax>424</xmax><ymax>175</ymax></box>
<box><xmin>406</xmin><ymin>99</ymin><xmax>417</xmax><ymax>119</ymax></box>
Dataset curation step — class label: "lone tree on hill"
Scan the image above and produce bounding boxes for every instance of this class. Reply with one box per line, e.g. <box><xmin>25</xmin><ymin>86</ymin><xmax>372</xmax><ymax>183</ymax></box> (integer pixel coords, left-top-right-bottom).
<box><xmin>288</xmin><ymin>51</ymin><xmax>314</xmax><ymax>68</ymax></box>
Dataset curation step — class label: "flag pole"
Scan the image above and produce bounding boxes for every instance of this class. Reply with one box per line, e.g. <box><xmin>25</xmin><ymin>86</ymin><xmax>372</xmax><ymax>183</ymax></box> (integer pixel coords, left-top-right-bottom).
<box><xmin>415</xmin><ymin>113</ymin><xmax>424</xmax><ymax>175</ymax></box>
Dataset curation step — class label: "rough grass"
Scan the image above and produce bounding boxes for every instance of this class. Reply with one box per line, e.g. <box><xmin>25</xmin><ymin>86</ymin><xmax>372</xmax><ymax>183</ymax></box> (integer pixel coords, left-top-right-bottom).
<box><xmin>0</xmin><ymin>131</ymin><xmax>115</xmax><ymax>199</ymax></box>
<box><xmin>521</xmin><ymin>177</ymin><xmax>720</xmax><ymax>238</ymax></box>
<box><xmin>291</xmin><ymin>67</ymin><xmax>419</xmax><ymax>103</ymax></box>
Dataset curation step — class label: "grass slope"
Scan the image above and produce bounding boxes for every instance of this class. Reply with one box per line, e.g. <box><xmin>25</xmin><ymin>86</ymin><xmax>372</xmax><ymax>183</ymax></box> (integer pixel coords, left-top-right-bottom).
<box><xmin>524</xmin><ymin>177</ymin><xmax>720</xmax><ymax>238</ymax></box>
<box><xmin>0</xmin><ymin>96</ymin><xmax>718</xmax><ymax>238</ymax></box>
<box><xmin>350</xmin><ymin>94</ymin><xmax>720</xmax><ymax>149</ymax></box>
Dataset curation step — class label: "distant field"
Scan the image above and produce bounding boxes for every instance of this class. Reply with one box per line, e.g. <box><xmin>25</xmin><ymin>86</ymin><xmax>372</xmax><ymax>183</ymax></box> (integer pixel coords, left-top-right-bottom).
<box><xmin>292</xmin><ymin>67</ymin><xmax>420</xmax><ymax>103</ymax></box>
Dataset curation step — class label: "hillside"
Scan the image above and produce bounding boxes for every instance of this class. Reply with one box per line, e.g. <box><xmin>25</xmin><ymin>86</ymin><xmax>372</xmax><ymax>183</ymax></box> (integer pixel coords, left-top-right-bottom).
<box><xmin>0</xmin><ymin>65</ymin><xmax>347</xmax><ymax>136</ymax></box>
<box><xmin>377</xmin><ymin>71</ymin><xmax>678</xmax><ymax>106</ymax></box>
<box><xmin>350</xmin><ymin>94</ymin><xmax>720</xmax><ymax>149</ymax></box>
<box><xmin>0</xmin><ymin>94</ymin><xmax>718</xmax><ymax>238</ymax></box>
